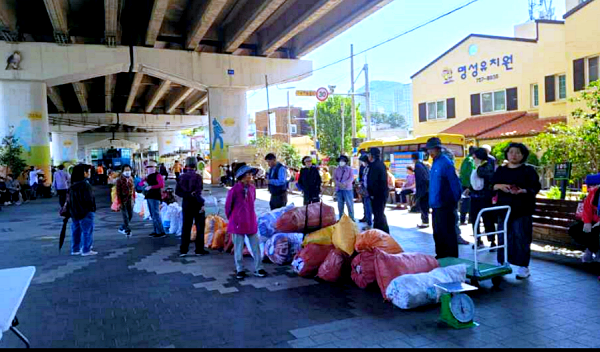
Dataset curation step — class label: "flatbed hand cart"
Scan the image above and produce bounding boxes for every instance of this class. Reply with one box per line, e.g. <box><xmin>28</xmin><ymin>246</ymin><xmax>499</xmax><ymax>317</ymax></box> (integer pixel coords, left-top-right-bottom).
<box><xmin>438</xmin><ymin>205</ymin><xmax>513</xmax><ymax>289</ymax></box>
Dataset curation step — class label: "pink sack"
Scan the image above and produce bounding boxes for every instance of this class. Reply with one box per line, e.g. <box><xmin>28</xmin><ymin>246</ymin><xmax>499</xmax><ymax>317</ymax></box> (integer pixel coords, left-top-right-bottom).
<box><xmin>317</xmin><ymin>248</ymin><xmax>349</xmax><ymax>282</ymax></box>
<box><xmin>275</xmin><ymin>203</ymin><xmax>336</xmax><ymax>233</ymax></box>
<box><xmin>374</xmin><ymin>249</ymin><xmax>439</xmax><ymax>300</ymax></box>
<box><xmin>351</xmin><ymin>251</ymin><xmax>377</xmax><ymax>289</ymax></box>
<box><xmin>292</xmin><ymin>244</ymin><xmax>334</xmax><ymax>278</ymax></box>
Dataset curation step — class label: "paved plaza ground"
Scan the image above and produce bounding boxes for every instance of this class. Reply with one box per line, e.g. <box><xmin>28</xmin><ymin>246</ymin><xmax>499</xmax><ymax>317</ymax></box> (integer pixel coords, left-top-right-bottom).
<box><xmin>1</xmin><ymin>181</ymin><xmax>600</xmax><ymax>348</ymax></box>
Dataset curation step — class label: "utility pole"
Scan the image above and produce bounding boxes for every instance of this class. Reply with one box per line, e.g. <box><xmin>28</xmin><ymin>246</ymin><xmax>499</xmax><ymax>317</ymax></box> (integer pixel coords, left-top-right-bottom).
<box><xmin>365</xmin><ymin>63</ymin><xmax>371</xmax><ymax>140</ymax></box>
<box><xmin>341</xmin><ymin>99</ymin><xmax>346</xmax><ymax>155</ymax></box>
<box><xmin>350</xmin><ymin>44</ymin><xmax>356</xmax><ymax>140</ymax></box>
<box><xmin>287</xmin><ymin>90</ymin><xmax>291</xmax><ymax>143</ymax></box>
<box><xmin>265</xmin><ymin>75</ymin><xmax>271</xmax><ymax>136</ymax></box>
<box><xmin>313</xmin><ymin>105</ymin><xmax>318</xmax><ymax>151</ymax></box>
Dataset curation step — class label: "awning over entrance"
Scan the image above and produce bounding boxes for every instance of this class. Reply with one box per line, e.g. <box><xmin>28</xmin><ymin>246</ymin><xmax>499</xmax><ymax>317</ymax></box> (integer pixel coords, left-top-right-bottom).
<box><xmin>441</xmin><ymin>111</ymin><xmax>526</xmax><ymax>138</ymax></box>
<box><xmin>84</xmin><ymin>138</ymin><xmax>141</xmax><ymax>150</ymax></box>
<box><xmin>477</xmin><ymin>115</ymin><xmax>566</xmax><ymax>140</ymax></box>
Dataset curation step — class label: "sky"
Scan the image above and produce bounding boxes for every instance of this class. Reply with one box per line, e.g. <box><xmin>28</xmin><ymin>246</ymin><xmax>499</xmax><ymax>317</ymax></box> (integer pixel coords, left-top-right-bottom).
<box><xmin>246</xmin><ymin>0</ymin><xmax>567</xmax><ymax>120</ymax></box>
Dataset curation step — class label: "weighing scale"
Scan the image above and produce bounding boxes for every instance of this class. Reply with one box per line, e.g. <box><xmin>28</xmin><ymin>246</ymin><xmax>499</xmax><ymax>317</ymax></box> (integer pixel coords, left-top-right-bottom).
<box><xmin>434</xmin><ymin>282</ymin><xmax>479</xmax><ymax>329</ymax></box>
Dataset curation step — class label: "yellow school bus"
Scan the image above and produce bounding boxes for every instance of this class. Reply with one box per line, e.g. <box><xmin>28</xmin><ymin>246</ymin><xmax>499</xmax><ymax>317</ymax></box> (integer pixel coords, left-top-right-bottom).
<box><xmin>356</xmin><ymin>133</ymin><xmax>466</xmax><ymax>180</ymax></box>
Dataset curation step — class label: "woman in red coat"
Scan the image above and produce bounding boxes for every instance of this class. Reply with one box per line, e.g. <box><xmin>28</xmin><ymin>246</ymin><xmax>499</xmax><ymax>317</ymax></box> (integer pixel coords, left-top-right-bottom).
<box><xmin>570</xmin><ymin>184</ymin><xmax>600</xmax><ymax>263</ymax></box>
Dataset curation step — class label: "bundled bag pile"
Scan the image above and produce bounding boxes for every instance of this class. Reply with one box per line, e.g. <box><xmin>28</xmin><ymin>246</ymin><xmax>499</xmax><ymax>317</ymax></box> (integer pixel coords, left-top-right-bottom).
<box><xmin>351</xmin><ymin>229</ymin><xmax>404</xmax><ymax>289</ymax></box>
<box><xmin>204</xmin><ymin>215</ymin><xmax>228</xmax><ymax>249</ymax></box>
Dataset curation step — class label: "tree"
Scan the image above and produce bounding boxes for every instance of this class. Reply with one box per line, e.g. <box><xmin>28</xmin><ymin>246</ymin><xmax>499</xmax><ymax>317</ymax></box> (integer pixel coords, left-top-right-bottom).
<box><xmin>0</xmin><ymin>133</ymin><xmax>27</xmax><ymax>177</ymax></box>
<box><xmin>252</xmin><ymin>136</ymin><xmax>301</xmax><ymax>169</ymax></box>
<box><xmin>528</xmin><ymin>80</ymin><xmax>600</xmax><ymax>180</ymax></box>
<box><xmin>306</xmin><ymin>96</ymin><xmax>364</xmax><ymax>164</ymax></box>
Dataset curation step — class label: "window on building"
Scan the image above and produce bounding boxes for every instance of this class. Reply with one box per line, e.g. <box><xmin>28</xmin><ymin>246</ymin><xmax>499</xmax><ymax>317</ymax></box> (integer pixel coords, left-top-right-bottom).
<box><xmin>588</xmin><ymin>56</ymin><xmax>599</xmax><ymax>85</ymax></box>
<box><xmin>481</xmin><ymin>90</ymin><xmax>506</xmax><ymax>114</ymax></box>
<box><xmin>425</xmin><ymin>100</ymin><xmax>446</xmax><ymax>120</ymax></box>
<box><xmin>557</xmin><ymin>74</ymin><xmax>567</xmax><ymax>100</ymax></box>
<box><xmin>290</xmin><ymin>124</ymin><xmax>297</xmax><ymax>135</ymax></box>
<box><xmin>531</xmin><ymin>84</ymin><xmax>539</xmax><ymax>107</ymax></box>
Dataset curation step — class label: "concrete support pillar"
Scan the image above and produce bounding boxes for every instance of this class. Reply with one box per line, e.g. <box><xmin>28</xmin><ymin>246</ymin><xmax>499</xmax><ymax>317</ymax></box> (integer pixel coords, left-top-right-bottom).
<box><xmin>208</xmin><ymin>87</ymin><xmax>248</xmax><ymax>184</ymax></box>
<box><xmin>157</xmin><ymin>133</ymin><xmax>179</xmax><ymax>156</ymax></box>
<box><xmin>51</xmin><ymin>132</ymin><xmax>78</xmax><ymax>166</ymax></box>
<box><xmin>0</xmin><ymin>80</ymin><xmax>51</xmax><ymax>185</ymax></box>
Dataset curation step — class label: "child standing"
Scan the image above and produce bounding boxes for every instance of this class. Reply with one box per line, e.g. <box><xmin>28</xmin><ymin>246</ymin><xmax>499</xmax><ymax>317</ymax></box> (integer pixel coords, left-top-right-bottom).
<box><xmin>225</xmin><ymin>165</ymin><xmax>268</xmax><ymax>280</ymax></box>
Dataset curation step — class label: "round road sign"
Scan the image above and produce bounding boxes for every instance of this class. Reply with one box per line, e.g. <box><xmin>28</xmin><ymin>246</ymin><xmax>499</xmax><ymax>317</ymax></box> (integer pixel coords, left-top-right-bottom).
<box><xmin>316</xmin><ymin>87</ymin><xmax>329</xmax><ymax>102</ymax></box>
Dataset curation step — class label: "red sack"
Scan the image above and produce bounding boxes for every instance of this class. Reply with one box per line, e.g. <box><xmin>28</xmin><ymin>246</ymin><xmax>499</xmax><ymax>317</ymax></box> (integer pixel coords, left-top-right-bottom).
<box><xmin>275</xmin><ymin>203</ymin><xmax>336</xmax><ymax>233</ymax></box>
<box><xmin>374</xmin><ymin>249</ymin><xmax>439</xmax><ymax>300</ymax></box>
<box><xmin>355</xmin><ymin>229</ymin><xmax>403</xmax><ymax>254</ymax></box>
<box><xmin>223</xmin><ymin>232</ymin><xmax>234</xmax><ymax>253</ymax></box>
<box><xmin>291</xmin><ymin>244</ymin><xmax>334</xmax><ymax>278</ymax></box>
<box><xmin>317</xmin><ymin>248</ymin><xmax>349</xmax><ymax>282</ymax></box>
<box><xmin>350</xmin><ymin>251</ymin><xmax>377</xmax><ymax>289</ymax></box>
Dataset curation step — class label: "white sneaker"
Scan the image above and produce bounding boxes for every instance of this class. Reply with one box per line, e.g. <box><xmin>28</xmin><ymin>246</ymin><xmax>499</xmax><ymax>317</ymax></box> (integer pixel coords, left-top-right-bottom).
<box><xmin>516</xmin><ymin>266</ymin><xmax>530</xmax><ymax>280</ymax></box>
<box><xmin>81</xmin><ymin>250</ymin><xmax>98</xmax><ymax>256</ymax></box>
<box><xmin>582</xmin><ymin>249</ymin><xmax>594</xmax><ymax>263</ymax></box>
<box><xmin>118</xmin><ymin>229</ymin><xmax>128</xmax><ymax>235</ymax></box>
<box><xmin>71</xmin><ymin>251</ymin><xmax>81</xmax><ymax>256</ymax></box>
<box><xmin>594</xmin><ymin>251</ymin><xmax>600</xmax><ymax>263</ymax></box>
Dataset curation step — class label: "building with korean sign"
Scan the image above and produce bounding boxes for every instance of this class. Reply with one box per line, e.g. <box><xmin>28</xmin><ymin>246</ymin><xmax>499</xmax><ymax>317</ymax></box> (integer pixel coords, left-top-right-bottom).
<box><xmin>411</xmin><ymin>0</ymin><xmax>600</xmax><ymax>146</ymax></box>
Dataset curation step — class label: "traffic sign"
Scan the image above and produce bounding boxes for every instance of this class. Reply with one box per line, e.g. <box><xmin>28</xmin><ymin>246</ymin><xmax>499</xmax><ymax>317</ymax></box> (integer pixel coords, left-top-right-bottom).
<box><xmin>316</xmin><ymin>87</ymin><xmax>329</xmax><ymax>102</ymax></box>
<box><xmin>296</xmin><ymin>90</ymin><xmax>316</xmax><ymax>97</ymax></box>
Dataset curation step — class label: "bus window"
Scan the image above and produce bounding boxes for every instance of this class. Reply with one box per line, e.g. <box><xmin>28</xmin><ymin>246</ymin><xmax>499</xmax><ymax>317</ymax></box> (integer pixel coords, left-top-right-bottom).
<box><xmin>382</xmin><ymin>147</ymin><xmax>392</xmax><ymax>163</ymax></box>
<box><xmin>445</xmin><ymin>144</ymin><xmax>465</xmax><ymax>157</ymax></box>
<box><xmin>400</xmin><ymin>145</ymin><xmax>409</xmax><ymax>152</ymax></box>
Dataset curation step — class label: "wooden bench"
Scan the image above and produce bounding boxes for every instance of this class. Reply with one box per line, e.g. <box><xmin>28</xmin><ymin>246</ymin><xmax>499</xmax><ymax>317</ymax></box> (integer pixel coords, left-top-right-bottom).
<box><xmin>532</xmin><ymin>198</ymin><xmax>581</xmax><ymax>248</ymax></box>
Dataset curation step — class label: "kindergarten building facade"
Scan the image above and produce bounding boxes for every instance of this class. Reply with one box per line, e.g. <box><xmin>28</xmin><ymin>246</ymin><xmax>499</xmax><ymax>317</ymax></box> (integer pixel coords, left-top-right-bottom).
<box><xmin>411</xmin><ymin>0</ymin><xmax>600</xmax><ymax>146</ymax></box>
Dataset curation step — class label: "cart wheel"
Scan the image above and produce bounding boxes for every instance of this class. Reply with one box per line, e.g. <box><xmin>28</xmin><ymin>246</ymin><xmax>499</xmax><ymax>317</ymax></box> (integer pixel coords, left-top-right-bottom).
<box><xmin>491</xmin><ymin>276</ymin><xmax>502</xmax><ymax>288</ymax></box>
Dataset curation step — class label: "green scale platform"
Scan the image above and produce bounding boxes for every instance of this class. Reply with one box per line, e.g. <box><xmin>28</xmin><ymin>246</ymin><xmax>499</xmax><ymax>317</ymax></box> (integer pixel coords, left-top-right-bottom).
<box><xmin>437</xmin><ymin>257</ymin><xmax>512</xmax><ymax>285</ymax></box>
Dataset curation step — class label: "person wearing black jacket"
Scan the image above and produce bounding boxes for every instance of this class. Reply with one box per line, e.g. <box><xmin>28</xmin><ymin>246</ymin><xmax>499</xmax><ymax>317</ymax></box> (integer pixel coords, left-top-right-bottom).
<box><xmin>412</xmin><ymin>152</ymin><xmax>430</xmax><ymax>228</ymax></box>
<box><xmin>68</xmin><ymin>164</ymin><xmax>97</xmax><ymax>256</ymax></box>
<box><xmin>298</xmin><ymin>156</ymin><xmax>321</xmax><ymax>205</ymax></box>
<box><xmin>176</xmin><ymin>157</ymin><xmax>208</xmax><ymax>257</ymax></box>
<box><xmin>366</xmin><ymin>147</ymin><xmax>389</xmax><ymax>233</ymax></box>
<box><xmin>465</xmin><ymin>148</ymin><xmax>496</xmax><ymax>249</ymax></box>
<box><xmin>358</xmin><ymin>154</ymin><xmax>373</xmax><ymax>227</ymax></box>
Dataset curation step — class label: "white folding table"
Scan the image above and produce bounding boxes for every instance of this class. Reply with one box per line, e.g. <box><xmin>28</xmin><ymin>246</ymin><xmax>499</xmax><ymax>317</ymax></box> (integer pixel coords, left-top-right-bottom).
<box><xmin>0</xmin><ymin>266</ymin><xmax>36</xmax><ymax>348</ymax></box>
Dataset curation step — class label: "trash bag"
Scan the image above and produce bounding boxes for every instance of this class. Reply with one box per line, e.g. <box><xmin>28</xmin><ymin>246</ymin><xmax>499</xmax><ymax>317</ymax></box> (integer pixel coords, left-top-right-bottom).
<box><xmin>168</xmin><ymin>204</ymin><xmax>183</xmax><ymax>235</ymax></box>
<box><xmin>204</xmin><ymin>215</ymin><xmax>227</xmax><ymax>249</ymax></box>
<box><xmin>386</xmin><ymin>264</ymin><xmax>467</xmax><ymax>310</ymax></box>
<box><xmin>190</xmin><ymin>225</ymin><xmax>197</xmax><ymax>241</ymax></box>
<box><xmin>212</xmin><ymin>229</ymin><xmax>227</xmax><ymax>250</ymax></box>
<box><xmin>160</xmin><ymin>202</ymin><xmax>170</xmax><ymax>230</ymax></box>
<box><xmin>204</xmin><ymin>194</ymin><xmax>219</xmax><ymax>216</ymax></box>
<box><xmin>355</xmin><ymin>229</ymin><xmax>403</xmax><ymax>254</ymax></box>
<box><xmin>258</xmin><ymin>204</ymin><xmax>295</xmax><ymax>238</ymax></box>
<box><xmin>292</xmin><ymin>244</ymin><xmax>334</xmax><ymax>278</ymax></box>
<box><xmin>351</xmin><ymin>251</ymin><xmax>377</xmax><ymax>289</ymax></box>
<box><xmin>302</xmin><ymin>224</ymin><xmax>335</xmax><ymax>247</ymax></box>
<box><xmin>143</xmin><ymin>200</ymin><xmax>152</xmax><ymax>220</ymax></box>
<box><xmin>265</xmin><ymin>233</ymin><xmax>303</xmax><ymax>265</ymax></box>
<box><xmin>317</xmin><ymin>248</ymin><xmax>349</xmax><ymax>282</ymax></box>
<box><xmin>374</xmin><ymin>249</ymin><xmax>440</xmax><ymax>300</ymax></box>
<box><xmin>111</xmin><ymin>198</ymin><xmax>120</xmax><ymax>212</ymax></box>
<box><xmin>332</xmin><ymin>214</ymin><xmax>358</xmax><ymax>255</ymax></box>
<box><xmin>276</xmin><ymin>202</ymin><xmax>336</xmax><ymax>233</ymax></box>
<box><xmin>133</xmin><ymin>193</ymin><xmax>145</xmax><ymax>213</ymax></box>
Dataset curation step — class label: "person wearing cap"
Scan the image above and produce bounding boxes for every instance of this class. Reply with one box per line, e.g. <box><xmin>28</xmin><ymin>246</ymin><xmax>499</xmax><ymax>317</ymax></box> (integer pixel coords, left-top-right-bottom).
<box><xmin>358</xmin><ymin>154</ymin><xmax>373</xmax><ymax>227</ymax></box>
<box><xmin>139</xmin><ymin>160</ymin><xmax>167</xmax><ymax>238</ymax></box>
<box><xmin>426</xmin><ymin>137</ymin><xmax>463</xmax><ymax>259</ymax></box>
<box><xmin>367</xmin><ymin>148</ymin><xmax>390</xmax><ymax>233</ymax></box>
<box><xmin>176</xmin><ymin>157</ymin><xmax>209</xmax><ymax>257</ymax></box>
<box><xmin>265</xmin><ymin>153</ymin><xmax>288</xmax><ymax>210</ymax></box>
<box><xmin>225</xmin><ymin>165</ymin><xmax>268</xmax><ymax>279</ymax></box>
<box><xmin>298</xmin><ymin>156</ymin><xmax>321</xmax><ymax>205</ymax></box>
<box><xmin>334</xmin><ymin>155</ymin><xmax>355</xmax><ymax>221</ymax></box>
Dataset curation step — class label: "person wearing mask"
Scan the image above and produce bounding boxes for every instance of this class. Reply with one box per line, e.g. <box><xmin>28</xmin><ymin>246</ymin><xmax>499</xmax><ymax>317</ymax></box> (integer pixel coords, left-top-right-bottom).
<box><xmin>176</xmin><ymin>157</ymin><xmax>209</xmax><ymax>257</ymax></box>
<box><xmin>69</xmin><ymin>164</ymin><xmax>97</xmax><ymax>256</ymax></box>
<box><xmin>358</xmin><ymin>154</ymin><xmax>373</xmax><ymax>227</ymax></box>
<box><xmin>53</xmin><ymin>164</ymin><xmax>71</xmax><ymax>207</ymax></box>
<box><xmin>225</xmin><ymin>165</ymin><xmax>268</xmax><ymax>280</ymax></box>
<box><xmin>367</xmin><ymin>148</ymin><xmax>390</xmax><ymax>233</ymax></box>
<box><xmin>116</xmin><ymin>165</ymin><xmax>135</xmax><ymax>237</ymax></box>
<box><xmin>28</xmin><ymin>166</ymin><xmax>42</xmax><ymax>200</ymax></box>
<box><xmin>5</xmin><ymin>174</ymin><xmax>22</xmax><ymax>206</ymax></box>
<box><xmin>464</xmin><ymin>148</ymin><xmax>496</xmax><ymax>250</ymax></box>
<box><xmin>172</xmin><ymin>160</ymin><xmax>183</xmax><ymax>182</ymax></box>
<box><xmin>298</xmin><ymin>156</ymin><xmax>321</xmax><ymax>205</ymax></box>
<box><xmin>459</xmin><ymin>147</ymin><xmax>477</xmax><ymax>225</ymax></box>
<box><xmin>334</xmin><ymin>155</ymin><xmax>355</xmax><ymax>221</ymax></box>
<box><xmin>426</xmin><ymin>137</ymin><xmax>463</xmax><ymax>259</ymax></box>
<box><xmin>265</xmin><ymin>153</ymin><xmax>288</xmax><ymax>210</ymax></box>
<box><xmin>412</xmin><ymin>153</ymin><xmax>430</xmax><ymax>228</ymax></box>
<box><xmin>492</xmin><ymin>143</ymin><xmax>541</xmax><ymax>279</ymax></box>
<box><xmin>396</xmin><ymin>166</ymin><xmax>416</xmax><ymax>210</ymax></box>
<box><xmin>139</xmin><ymin>161</ymin><xmax>167</xmax><ymax>238</ymax></box>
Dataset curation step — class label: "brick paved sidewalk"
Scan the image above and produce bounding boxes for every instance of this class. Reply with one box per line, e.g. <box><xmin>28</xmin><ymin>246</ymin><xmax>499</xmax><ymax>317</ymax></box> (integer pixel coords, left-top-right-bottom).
<box><xmin>0</xmin><ymin>182</ymin><xmax>599</xmax><ymax>348</ymax></box>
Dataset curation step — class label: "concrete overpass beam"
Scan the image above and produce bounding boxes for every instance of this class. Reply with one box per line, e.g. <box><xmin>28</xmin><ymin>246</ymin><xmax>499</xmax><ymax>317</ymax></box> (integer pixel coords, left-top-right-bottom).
<box><xmin>145</xmin><ymin>0</ymin><xmax>170</xmax><ymax>47</ymax></box>
<box><xmin>258</xmin><ymin>0</ymin><xmax>343</xmax><ymax>57</ymax></box>
<box><xmin>185</xmin><ymin>93</ymin><xmax>208</xmax><ymax>115</ymax></box>
<box><xmin>105</xmin><ymin>74</ymin><xmax>116</xmax><ymax>112</ymax></box>
<box><xmin>104</xmin><ymin>0</ymin><xmax>123</xmax><ymax>46</ymax></box>
<box><xmin>125</xmin><ymin>72</ymin><xmax>144</xmax><ymax>113</ymax></box>
<box><xmin>47</xmin><ymin>87</ymin><xmax>65</xmax><ymax>113</ymax></box>
<box><xmin>43</xmin><ymin>0</ymin><xmax>71</xmax><ymax>44</ymax></box>
<box><xmin>223</xmin><ymin>0</ymin><xmax>287</xmax><ymax>54</ymax></box>
<box><xmin>145</xmin><ymin>79</ymin><xmax>171</xmax><ymax>113</ymax></box>
<box><xmin>293</xmin><ymin>0</ymin><xmax>393</xmax><ymax>58</ymax></box>
<box><xmin>72</xmin><ymin>82</ymin><xmax>89</xmax><ymax>113</ymax></box>
<box><xmin>185</xmin><ymin>0</ymin><xmax>229</xmax><ymax>51</ymax></box>
<box><xmin>167</xmin><ymin>87</ymin><xmax>195</xmax><ymax>114</ymax></box>
<box><xmin>51</xmin><ymin>132</ymin><xmax>78</xmax><ymax>165</ymax></box>
<box><xmin>0</xmin><ymin>0</ymin><xmax>17</xmax><ymax>33</ymax></box>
